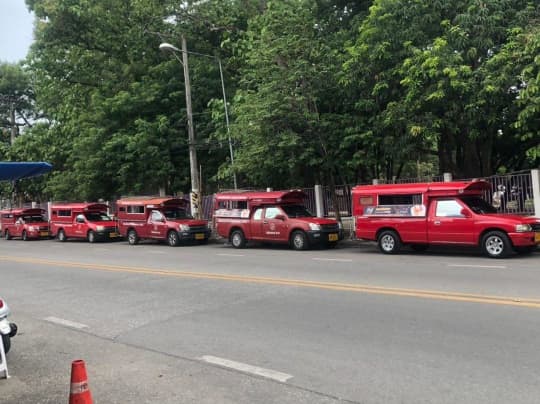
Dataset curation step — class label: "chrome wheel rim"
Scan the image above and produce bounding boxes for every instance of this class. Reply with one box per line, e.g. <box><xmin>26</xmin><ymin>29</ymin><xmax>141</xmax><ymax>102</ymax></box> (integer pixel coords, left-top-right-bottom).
<box><xmin>168</xmin><ymin>232</ymin><xmax>178</xmax><ymax>246</ymax></box>
<box><xmin>128</xmin><ymin>232</ymin><xmax>136</xmax><ymax>244</ymax></box>
<box><xmin>381</xmin><ymin>235</ymin><xmax>395</xmax><ymax>252</ymax></box>
<box><xmin>293</xmin><ymin>234</ymin><xmax>304</xmax><ymax>249</ymax></box>
<box><xmin>232</xmin><ymin>233</ymin><xmax>242</xmax><ymax>247</ymax></box>
<box><xmin>486</xmin><ymin>236</ymin><xmax>504</xmax><ymax>256</ymax></box>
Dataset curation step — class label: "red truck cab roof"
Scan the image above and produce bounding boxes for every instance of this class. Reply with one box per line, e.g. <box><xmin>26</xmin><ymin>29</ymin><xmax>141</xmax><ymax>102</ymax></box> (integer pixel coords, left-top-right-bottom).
<box><xmin>214</xmin><ymin>190</ymin><xmax>306</xmax><ymax>208</ymax></box>
<box><xmin>352</xmin><ymin>180</ymin><xmax>490</xmax><ymax>197</ymax></box>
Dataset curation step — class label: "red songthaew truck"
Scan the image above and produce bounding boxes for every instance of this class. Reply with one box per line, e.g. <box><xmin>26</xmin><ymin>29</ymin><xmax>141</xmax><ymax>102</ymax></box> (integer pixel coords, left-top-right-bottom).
<box><xmin>214</xmin><ymin>190</ymin><xmax>343</xmax><ymax>250</ymax></box>
<box><xmin>352</xmin><ymin>180</ymin><xmax>540</xmax><ymax>258</ymax></box>
<box><xmin>116</xmin><ymin>197</ymin><xmax>210</xmax><ymax>246</ymax></box>
<box><xmin>49</xmin><ymin>203</ymin><xmax>119</xmax><ymax>242</ymax></box>
<box><xmin>0</xmin><ymin>208</ymin><xmax>50</xmax><ymax>240</ymax></box>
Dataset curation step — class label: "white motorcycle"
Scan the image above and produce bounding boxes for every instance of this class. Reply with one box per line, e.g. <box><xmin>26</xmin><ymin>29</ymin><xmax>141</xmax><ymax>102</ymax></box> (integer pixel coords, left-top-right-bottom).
<box><xmin>0</xmin><ymin>297</ymin><xmax>17</xmax><ymax>354</ymax></box>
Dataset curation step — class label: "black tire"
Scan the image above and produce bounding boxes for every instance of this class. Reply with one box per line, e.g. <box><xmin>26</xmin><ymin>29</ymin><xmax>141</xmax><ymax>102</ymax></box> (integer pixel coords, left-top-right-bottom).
<box><xmin>22</xmin><ymin>231</ymin><xmax>28</xmax><ymax>241</ymax></box>
<box><xmin>230</xmin><ymin>229</ymin><xmax>246</xmax><ymax>248</ymax></box>
<box><xmin>127</xmin><ymin>229</ymin><xmax>139</xmax><ymax>245</ymax></box>
<box><xmin>411</xmin><ymin>244</ymin><xmax>428</xmax><ymax>252</ymax></box>
<box><xmin>377</xmin><ymin>230</ymin><xmax>401</xmax><ymax>254</ymax></box>
<box><xmin>167</xmin><ymin>230</ymin><xmax>180</xmax><ymax>247</ymax></box>
<box><xmin>1</xmin><ymin>334</ymin><xmax>10</xmax><ymax>354</ymax></box>
<box><xmin>87</xmin><ymin>230</ymin><xmax>96</xmax><ymax>243</ymax></box>
<box><xmin>4</xmin><ymin>230</ymin><xmax>11</xmax><ymax>240</ymax></box>
<box><xmin>290</xmin><ymin>230</ymin><xmax>309</xmax><ymax>251</ymax></box>
<box><xmin>57</xmin><ymin>229</ymin><xmax>67</xmax><ymax>242</ymax></box>
<box><xmin>482</xmin><ymin>231</ymin><xmax>512</xmax><ymax>258</ymax></box>
<box><xmin>514</xmin><ymin>246</ymin><xmax>536</xmax><ymax>255</ymax></box>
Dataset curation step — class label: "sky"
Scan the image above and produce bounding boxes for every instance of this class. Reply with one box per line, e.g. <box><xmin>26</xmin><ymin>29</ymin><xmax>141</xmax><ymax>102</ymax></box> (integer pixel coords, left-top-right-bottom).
<box><xmin>0</xmin><ymin>0</ymin><xmax>34</xmax><ymax>63</ymax></box>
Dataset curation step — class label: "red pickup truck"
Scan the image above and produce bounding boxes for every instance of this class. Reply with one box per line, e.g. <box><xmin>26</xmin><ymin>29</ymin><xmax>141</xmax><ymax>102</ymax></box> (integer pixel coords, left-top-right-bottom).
<box><xmin>116</xmin><ymin>197</ymin><xmax>210</xmax><ymax>246</ymax></box>
<box><xmin>352</xmin><ymin>181</ymin><xmax>540</xmax><ymax>258</ymax></box>
<box><xmin>0</xmin><ymin>208</ymin><xmax>50</xmax><ymax>240</ymax></box>
<box><xmin>214</xmin><ymin>190</ymin><xmax>343</xmax><ymax>250</ymax></box>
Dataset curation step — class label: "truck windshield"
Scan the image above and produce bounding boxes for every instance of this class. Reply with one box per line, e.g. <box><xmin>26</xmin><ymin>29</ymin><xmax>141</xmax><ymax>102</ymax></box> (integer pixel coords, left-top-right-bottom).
<box><xmin>281</xmin><ymin>205</ymin><xmax>314</xmax><ymax>218</ymax></box>
<box><xmin>461</xmin><ymin>196</ymin><xmax>498</xmax><ymax>214</ymax></box>
<box><xmin>164</xmin><ymin>209</ymin><xmax>192</xmax><ymax>220</ymax></box>
<box><xmin>22</xmin><ymin>215</ymin><xmax>45</xmax><ymax>223</ymax></box>
<box><xmin>85</xmin><ymin>212</ymin><xmax>113</xmax><ymax>221</ymax></box>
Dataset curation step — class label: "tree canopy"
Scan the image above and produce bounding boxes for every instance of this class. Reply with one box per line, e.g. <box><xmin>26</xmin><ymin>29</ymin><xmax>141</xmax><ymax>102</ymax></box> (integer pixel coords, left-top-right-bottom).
<box><xmin>0</xmin><ymin>0</ymin><xmax>537</xmax><ymax>203</ymax></box>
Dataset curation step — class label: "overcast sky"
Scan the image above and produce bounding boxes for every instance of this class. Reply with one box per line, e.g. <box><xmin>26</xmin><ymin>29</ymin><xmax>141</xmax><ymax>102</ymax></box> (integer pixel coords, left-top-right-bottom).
<box><xmin>0</xmin><ymin>0</ymin><xmax>34</xmax><ymax>63</ymax></box>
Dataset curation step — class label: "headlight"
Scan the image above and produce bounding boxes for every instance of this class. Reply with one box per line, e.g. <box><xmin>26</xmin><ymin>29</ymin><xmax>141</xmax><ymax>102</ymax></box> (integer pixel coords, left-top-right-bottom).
<box><xmin>515</xmin><ymin>224</ymin><xmax>532</xmax><ymax>232</ymax></box>
<box><xmin>96</xmin><ymin>225</ymin><xmax>105</xmax><ymax>231</ymax></box>
<box><xmin>28</xmin><ymin>226</ymin><xmax>35</xmax><ymax>231</ymax></box>
<box><xmin>179</xmin><ymin>224</ymin><xmax>190</xmax><ymax>232</ymax></box>
<box><xmin>338</xmin><ymin>222</ymin><xmax>343</xmax><ymax>229</ymax></box>
<box><xmin>309</xmin><ymin>223</ymin><xmax>321</xmax><ymax>231</ymax></box>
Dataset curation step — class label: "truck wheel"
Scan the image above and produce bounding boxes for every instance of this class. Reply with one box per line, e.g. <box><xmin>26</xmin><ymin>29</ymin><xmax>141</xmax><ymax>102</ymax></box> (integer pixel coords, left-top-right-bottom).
<box><xmin>127</xmin><ymin>229</ymin><xmax>139</xmax><ymax>245</ymax></box>
<box><xmin>4</xmin><ymin>230</ymin><xmax>11</xmax><ymax>240</ymax></box>
<box><xmin>378</xmin><ymin>230</ymin><xmax>401</xmax><ymax>254</ymax></box>
<box><xmin>482</xmin><ymin>231</ymin><xmax>512</xmax><ymax>258</ymax></box>
<box><xmin>167</xmin><ymin>230</ymin><xmax>180</xmax><ymax>247</ymax></box>
<box><xmin>230</xmin><ymin>230</ymin><xmax>246</xmax><ymax>248</ymax></box>
<box><xmin>57</xmin><ymin>229</ymin><xmax>67</xmax><ymax>242</ymax></box>
<box><xmin>1</xmin><ymin>334</ymin><xmax>10</xmax><ymax>354</ymax></box>
<box><xmin>22</xmin><ymin>231</ymin><xmax>28</xmax><ymax>241</ymax></box>
<box><xmin>87</xmin><ymin>230</ymin><xmax>96</xmax><ymax>243</ymax></box>
<box><xmin>291</xmin><ymin>230</ymin><xmax>309</xmax><ymax>251</ymax></box>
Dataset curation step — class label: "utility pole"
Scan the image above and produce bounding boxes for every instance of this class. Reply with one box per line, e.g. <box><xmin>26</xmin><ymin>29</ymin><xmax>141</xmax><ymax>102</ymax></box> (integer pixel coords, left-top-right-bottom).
<box><xmin>181</xmin><ymin>35</ymin><xmax>201</xmax><ymax>218</ymax></box>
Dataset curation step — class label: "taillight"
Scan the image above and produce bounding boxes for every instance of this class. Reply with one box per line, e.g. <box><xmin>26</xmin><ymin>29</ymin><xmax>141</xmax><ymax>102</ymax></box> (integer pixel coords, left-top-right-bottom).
<box><xmin>0</xmin><ymin>299</ymin><xmax>3</xmax><ymax>309</ymax></box>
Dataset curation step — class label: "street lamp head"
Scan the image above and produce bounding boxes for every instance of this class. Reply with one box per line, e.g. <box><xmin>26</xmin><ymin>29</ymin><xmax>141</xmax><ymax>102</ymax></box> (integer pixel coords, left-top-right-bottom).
<box><xmin>159</xmin><ymin>42</ymin><xmax>181</xmax><ymax>53</ymax></box>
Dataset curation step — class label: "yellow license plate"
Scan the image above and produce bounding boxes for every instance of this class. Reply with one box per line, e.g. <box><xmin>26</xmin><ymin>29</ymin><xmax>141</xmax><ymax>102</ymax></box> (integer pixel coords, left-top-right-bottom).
<box><xmin>110</xmin><ymin>232</ymin><xmax>118</xmax><ymax>237</ymax></box>
<box><xmin>40</xmin><ymin>232</ymin><xmax>49</xmax><ymax>237</ymax></box>
<box><xmin>195</xmin><ymin>233</ymin><xmax>205</xmax><ymax>240</ymax></box>
<box><xmin>328</xmin><ymin>233</ymin><xmax>338</xmax><ymax>242</ymax></box>
<box><xmin>535</xmin><ymin>233</ymin><xmax>540</xmax><ymax>243</ymax></box>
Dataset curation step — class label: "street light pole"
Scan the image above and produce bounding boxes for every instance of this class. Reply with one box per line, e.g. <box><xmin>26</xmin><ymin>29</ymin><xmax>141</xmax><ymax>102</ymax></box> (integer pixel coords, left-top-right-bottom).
<box><xmin>180</xmin><ymin>36</ymin><xmax>201</xmax><ymax>218</ymax></box>
<box><xmin>159</xmin><ymin>38</ymin><xmax>201</xmax><ymax>218</ymax></box>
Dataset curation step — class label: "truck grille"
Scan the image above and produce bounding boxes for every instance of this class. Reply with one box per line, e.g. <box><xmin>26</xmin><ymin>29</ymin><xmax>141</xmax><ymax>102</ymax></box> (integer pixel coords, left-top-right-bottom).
<box><xmin>531</xmin><ymin>223</ymin><xmax>540</xmax><ymax>232</ymax></box>
<box><xmin>189</xmin><ymin>226</ymin><xmax>208</xmax><ymax>233</ymax></box>
<box><xmin>321</xmin><ymin>224</ymin><xmax>339</xmax><ymax>233</ymax></box>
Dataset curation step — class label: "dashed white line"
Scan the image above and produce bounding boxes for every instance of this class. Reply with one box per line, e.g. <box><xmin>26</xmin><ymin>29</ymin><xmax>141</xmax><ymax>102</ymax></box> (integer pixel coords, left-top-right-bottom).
<box><xmin>216</xmin><ymin>253</ymin><xmax>245</xmax><ymax>257</ymax></box>
<box><xmin>44</xmin><ymin>316</ymin><xmax>88</xmax><ymax>330</ymax></box>
<box><xmin>200</xmin><ymin>355</ymin><xmax>292</xmax><ymax>382</ymax></box>
<box><xmin>447</xmin><ymin>264</ymin><xmax>507</xmax><ymax>269</ymax></box>
<box><xmin>312</xmin><ymin>258</ymin><xmax>353</xmax><ymax>263</ymax></box>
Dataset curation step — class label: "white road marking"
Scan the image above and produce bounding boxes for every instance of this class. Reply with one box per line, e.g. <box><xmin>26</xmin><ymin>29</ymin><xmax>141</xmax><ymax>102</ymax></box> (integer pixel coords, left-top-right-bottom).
<box><xmin>147</xmin><ymin>250</ymin><xmax>166</xmax><ymax>254</ymax></box>
<box><xmin>44</xmin><ymin>316</ymin><xmax>88</xmax><ymax>330</ymax></box>
<box><xmin>312</xmin><ymin>258</ymin><xmax>353</xmax><ymax>263</ymax></box>
<box><xmin>199</xmin><ymin>355</ymin><xmax>293</xmax><ymax>382</ymax></box>
<box><xmin>447</xmin><ymin>264</ymin><xmax>507</xmax><ymax>269</ymax></box>
<box><xmin>216</xmin><ymin>253</ymin><xmax>245</xmax><ymax>257</ymax></box>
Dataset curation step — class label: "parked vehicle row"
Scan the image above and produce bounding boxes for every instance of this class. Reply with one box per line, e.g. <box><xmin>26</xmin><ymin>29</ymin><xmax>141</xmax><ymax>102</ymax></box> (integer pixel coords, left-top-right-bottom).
<box><xmin>1</xmin><ymin>181</ymin><xmax>539</xmax><ymax>257</ymax></box>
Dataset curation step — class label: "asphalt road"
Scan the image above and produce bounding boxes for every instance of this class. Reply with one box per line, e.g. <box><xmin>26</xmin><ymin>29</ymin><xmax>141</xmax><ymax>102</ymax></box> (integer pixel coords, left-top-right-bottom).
<box><xmin>1</xmin><ymin>238</ymin><xmax>539</xmax><ymax>403</ymax></box>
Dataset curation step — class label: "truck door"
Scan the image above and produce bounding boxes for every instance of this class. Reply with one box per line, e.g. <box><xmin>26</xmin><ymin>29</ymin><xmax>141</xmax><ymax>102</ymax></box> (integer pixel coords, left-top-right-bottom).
<box><xmin>428</xmin><ymin>199</ymin><xmax>475</xmax><ymax>244</ymax></box>
<box><xmin>148</xmin><ymin>210</ymin><xmax>167</xmax><ymax>239</ymax></box>
<box><xmin>263</xmin><ymin>206</ymin><xmax>288</xmax><ymax>242</ymax></box>
<box><xmin>250</xmin><ymin>208</ymin><xmax>265</xmax><ymax>240</ymax></box>
<box><xmin>74</xmin><ymin>214</ymin><xmax>86</xmax><ymax>237</ymax></box>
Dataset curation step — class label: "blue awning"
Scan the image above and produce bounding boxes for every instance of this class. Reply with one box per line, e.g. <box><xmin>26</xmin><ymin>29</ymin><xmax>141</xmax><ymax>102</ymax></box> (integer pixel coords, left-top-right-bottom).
<box><xmin>0</xmin><ymin>162</ymin><xmax>53</xmax><ymax>181</ymax></box>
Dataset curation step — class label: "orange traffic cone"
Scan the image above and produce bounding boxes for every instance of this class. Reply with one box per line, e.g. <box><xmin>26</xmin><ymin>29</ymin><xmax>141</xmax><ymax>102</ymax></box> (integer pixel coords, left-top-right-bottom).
<box><xmin>69</xmin><ymin>360</ymin><xmax>93</xmax><ymax>404</ymax></box>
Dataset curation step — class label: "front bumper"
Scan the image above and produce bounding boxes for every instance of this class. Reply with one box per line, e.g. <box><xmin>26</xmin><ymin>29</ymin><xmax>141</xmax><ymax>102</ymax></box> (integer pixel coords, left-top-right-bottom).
<box><xmin>307</xmin><ymin>229</ymin><xmax>344</xmax><ymax>245</ymax></box>
<box><xmin>178</xmin><ymin>229</ymin><xmax>211</xmax><ymax>241</ymax></box>
<box><xmin>509</xmin><ymin>232</ymin><xmax>540</xmax><ymax>247</ymax></box>
<box><xmin>96</xmin><ymin>229</ymin><xmax>122</xmax><ymax>240</ymax></box>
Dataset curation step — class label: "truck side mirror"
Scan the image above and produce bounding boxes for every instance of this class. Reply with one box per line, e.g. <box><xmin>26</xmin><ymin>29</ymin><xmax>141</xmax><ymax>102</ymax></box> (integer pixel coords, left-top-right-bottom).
<box><xmin>460</xmin><ymin>208</ymin><xmax>471</xmax><ymax>218</ymax></box>
<box><xmin>275</xmin><ymin>214</ymin><xmax>286</xmax><ymax>221</ymax></box>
